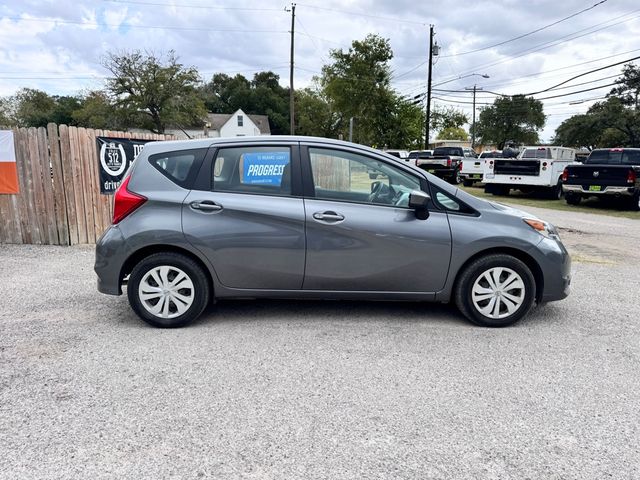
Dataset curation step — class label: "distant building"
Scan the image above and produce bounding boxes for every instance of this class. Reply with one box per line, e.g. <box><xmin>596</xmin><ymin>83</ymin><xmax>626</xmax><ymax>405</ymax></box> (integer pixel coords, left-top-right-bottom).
<box><xmin>133</xmin><ymin>108</ymin><xmax>271</xmax><ymax>139</ymax></box>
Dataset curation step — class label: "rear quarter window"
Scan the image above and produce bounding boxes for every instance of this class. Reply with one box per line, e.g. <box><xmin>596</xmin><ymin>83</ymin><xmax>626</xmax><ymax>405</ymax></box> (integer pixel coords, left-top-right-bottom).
<box><xmin>149</xmin><ymin>148</ymin><xmax>207</xmax><ymax>188</ymax></box>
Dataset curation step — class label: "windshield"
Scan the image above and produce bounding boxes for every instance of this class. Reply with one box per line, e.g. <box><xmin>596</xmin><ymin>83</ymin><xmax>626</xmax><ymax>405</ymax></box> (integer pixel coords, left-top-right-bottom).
<box><xmin>586</xmin><ymin>149</ymin><xmax>640</xmax><ymax>165</ymax></box>
<box><xmin>433</xmin><ymin>147</ymin><xmax>461</xmax><ymax>156</ymax></box>
<box><xmin>408</xmin><ymin>151</ymin><xmax>431</xmax><ymax>159</ymax></box>
<box><xmin>521</xmin><ymin>148</ymin><xmax>550</xmax><ymax>159</ymax></box>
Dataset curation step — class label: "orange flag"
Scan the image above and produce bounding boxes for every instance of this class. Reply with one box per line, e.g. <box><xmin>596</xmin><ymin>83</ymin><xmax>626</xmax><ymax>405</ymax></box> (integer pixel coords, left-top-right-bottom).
<box><xmin>0</xmin><ymin>130</ymin><xmax>19</xmax><ymax>194</ymax></box>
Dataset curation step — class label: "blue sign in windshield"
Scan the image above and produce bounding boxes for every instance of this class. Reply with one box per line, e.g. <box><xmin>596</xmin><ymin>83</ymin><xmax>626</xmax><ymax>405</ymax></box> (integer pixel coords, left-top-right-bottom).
<box><xmin>242</xmin><ymin>151</ymin><xmax>290</xmax><ymax>185</ymax></box>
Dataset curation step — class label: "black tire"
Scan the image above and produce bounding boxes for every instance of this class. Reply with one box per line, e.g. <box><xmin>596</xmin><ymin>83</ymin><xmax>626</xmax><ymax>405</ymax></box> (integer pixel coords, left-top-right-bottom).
<box><xmin>127</xmin><ymin>252</ymin><xmax>211</xmax><ymax>328</ymax></box>
<box><xmin>454</xmin><ymin>254</ymin><xmax>536</xmax><ymax>327</ymax></box>
<box><xmin>547</xmin><ymin>178</ymin><xmax>563</xmax><ymax>200</ymax></box>
<box><xmin>449</xmin><ymin>170</ymin><xmax>462</xmax><ymax>185</ymax></box>
<box><xmin>565</xmin><ymin>192</ymin><xmax>581</xmax><ymax>205</ymax></box>
<box><xmin>462</xmin><ymin>179</ymin><xmax>473</xmax><ymax>187</ymax></box>
<box><xmin>496</xmin><ymin>185</ymin><xmax>510</xmax><ymax>196</ymax></box>
<box><xmin>631</xmin><ymin>192</ymin><xmax>640</xmax><ymax>211</ymax></box>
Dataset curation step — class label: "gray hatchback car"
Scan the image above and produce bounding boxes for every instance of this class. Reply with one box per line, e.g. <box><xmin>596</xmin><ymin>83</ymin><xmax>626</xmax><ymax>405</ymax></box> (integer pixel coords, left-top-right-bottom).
<box><xmin>95</xmin><ymin>136</ymin><xmax>571</xmax><ymax>328</ymax></box>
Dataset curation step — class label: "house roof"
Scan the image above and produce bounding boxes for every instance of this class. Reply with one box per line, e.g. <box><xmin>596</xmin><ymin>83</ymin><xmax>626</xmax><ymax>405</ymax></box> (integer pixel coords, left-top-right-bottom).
<box><xmin>206</xmin><ymin>112</ymin><xmax>271</xmax><ymax>134</ymax></box>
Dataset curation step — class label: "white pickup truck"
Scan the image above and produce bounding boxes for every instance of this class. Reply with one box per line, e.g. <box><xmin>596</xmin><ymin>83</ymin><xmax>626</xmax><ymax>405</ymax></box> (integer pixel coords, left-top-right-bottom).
<box><xmin>461</xmin><ymin>150</ymin><xmax>502</xmax><ymax>186</ymax></box>
<box><xmin>483</xmin><ymin>146</ymin><xmax>576</xmax><ymax>199</ymax></box>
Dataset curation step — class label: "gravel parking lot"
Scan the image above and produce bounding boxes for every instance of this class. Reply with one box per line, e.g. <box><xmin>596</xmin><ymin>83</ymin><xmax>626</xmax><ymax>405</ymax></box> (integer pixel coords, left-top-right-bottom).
<box><xmin>1</xmin><ymin>204</ymin><xmax>639</xmax><ymax>479</ymax></box>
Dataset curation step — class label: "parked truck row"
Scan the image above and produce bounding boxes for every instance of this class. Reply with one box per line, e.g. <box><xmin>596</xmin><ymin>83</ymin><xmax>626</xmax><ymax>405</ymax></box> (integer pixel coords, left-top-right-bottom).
<box><xmin>383</xmin><ymin>145</ymin><xmax>640</xmax><ymax>210</ymax></box>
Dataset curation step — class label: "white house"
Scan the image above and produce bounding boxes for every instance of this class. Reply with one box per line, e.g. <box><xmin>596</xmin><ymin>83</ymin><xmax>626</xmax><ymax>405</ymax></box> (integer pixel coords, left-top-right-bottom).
<box><xmin>132</xmin><ymin>109</ymin><xmax>271</xmax><ymax>139</ymax></box>
<box><xmin>164</xmin><ymin>109</ymin><xmax>271</xmax><ymax>139</ymax></box>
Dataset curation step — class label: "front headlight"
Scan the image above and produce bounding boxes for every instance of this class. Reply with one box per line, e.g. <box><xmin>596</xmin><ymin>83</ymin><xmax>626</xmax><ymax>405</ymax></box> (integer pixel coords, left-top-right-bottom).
<box><xmin>523</xmin><ymin>218</ymin><xmax>560</xmax><ymax>240</ymax></box>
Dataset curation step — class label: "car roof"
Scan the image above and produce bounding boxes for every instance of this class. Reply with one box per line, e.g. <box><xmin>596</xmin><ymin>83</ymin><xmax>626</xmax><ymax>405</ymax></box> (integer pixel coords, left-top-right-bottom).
<box><xmin>142</xmin><ymin>135</ymin><xmax>391</xmax><ymax>156</ymax></box>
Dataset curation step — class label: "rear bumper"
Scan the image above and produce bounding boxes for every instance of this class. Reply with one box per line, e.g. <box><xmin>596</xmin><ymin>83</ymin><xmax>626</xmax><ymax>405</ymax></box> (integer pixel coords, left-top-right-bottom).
<box><xmin>419</xmin><ymin>167</ymin><xmax>458</xmax><ymax>178</ymax></box>
<box><xmin>94</xmin><ymin>225</ymin><xmax>127</xmax><ymax>296</ymax></box>
<box><xmin>563</xmin><ymin>184</ymin><xmax>635</xmax><ymax>196</ymax></box>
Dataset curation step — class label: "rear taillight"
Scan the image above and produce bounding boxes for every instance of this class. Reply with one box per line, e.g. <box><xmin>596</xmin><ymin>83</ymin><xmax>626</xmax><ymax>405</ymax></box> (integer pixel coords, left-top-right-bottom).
<box><xmin>628</xmin><ymin>169</ymin><xmax>637</xmax><ymax>184</ymax></box>
<box><xmin>113</xmin><ymin>175</ymin><xmax>147</xmax><ymax>224</ymax></box>
<box><xmin>489</xmin><ymin>160</ymin><xmax>494</xmax><ymax>170</ymax></box>
<box><xmin>447</xmin><ymin>157</ymin><xmax>452</xmax><ymax>167</ymax></box>
<box><xmin>460</xmin><ymin>161</ymin><xmax>464</xmax><ymax>170</ymax></box>
<box><xmin>561</xmin><ymin>168</ymin><xmax>569</xmax><ymax>182</ymax></box>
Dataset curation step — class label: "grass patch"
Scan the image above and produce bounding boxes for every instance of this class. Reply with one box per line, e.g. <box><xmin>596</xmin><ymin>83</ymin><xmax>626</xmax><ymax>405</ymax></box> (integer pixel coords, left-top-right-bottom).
<box><xmin>459</xmin><ymin>185</ymin><xmax>640</xmax><ymax>220</ymax></box>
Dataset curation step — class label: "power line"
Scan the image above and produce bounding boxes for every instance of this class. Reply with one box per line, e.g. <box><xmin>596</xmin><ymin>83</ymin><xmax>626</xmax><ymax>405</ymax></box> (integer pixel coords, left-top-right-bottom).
<box><xmin>295</xmin><ymin>3</ymin><xmax>428</xmax><ymax>26</ymax></box>
<box><xmin>3</xmin><ymin>15</ymin><xmax>288</xmax><ymax>33</ymax></box>
<box><xmin>524</xmin><ymin>55</ymin><xmax>640</xmax><ymax>95</ymax></box>
<box><xmin>441</xmin><ymin>0</ymin><xmax>609</xmax><ymax>58</ymax></box>
<box><xmin>103</xmin><ymin>0</ymin><xmax>282</xmax><ymax>11</ymax></box>
<box><xmin>438</xmin><ymin>8</ymin><xmax>640</xmax><ymax>82</ymax></box>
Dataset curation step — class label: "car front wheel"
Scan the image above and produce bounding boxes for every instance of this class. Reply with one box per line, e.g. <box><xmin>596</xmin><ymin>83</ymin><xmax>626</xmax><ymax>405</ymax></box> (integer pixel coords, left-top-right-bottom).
<box><xmin>127</xmin><ymin>252</ymin><xmax>210</xmax><ymax>328</ymax></box>
<box><xmin>454</xmin><ymin>254</ymin><xmax>536</xmax><ymax>327</ymax></box>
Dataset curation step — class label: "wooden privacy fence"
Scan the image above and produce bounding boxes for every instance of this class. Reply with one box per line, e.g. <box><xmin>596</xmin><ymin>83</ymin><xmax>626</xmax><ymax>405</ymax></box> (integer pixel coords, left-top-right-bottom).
<box><xmin>0</xmin><ymin>124</ymin><xmax>174</xmax><ymax>245</ymax></box>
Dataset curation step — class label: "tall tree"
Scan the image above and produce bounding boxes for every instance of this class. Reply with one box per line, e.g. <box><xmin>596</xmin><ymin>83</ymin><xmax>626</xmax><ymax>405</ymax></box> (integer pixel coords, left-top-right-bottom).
<box><xmin>103</xmin><ymin>50</ymin><xmax>206</xmax><ymax>133</ymax></box>
<box><xmin>200</xmin><ymin>71</ymin><xmax>290</xmax><ymax>134</ymax></box>
<box><xmin>320</xmin><ymin>34</ymin><xmax>397</xmax><ymax>145</ymax></box>
<box><xmin>474</xmin><ymin>95</ymin><xmax>545</xmax><ymax>149</ymax></box>
<box><xmin>437</xmin><ymin>126</ymin><xmax>469</xmax><ymax>140</ymax></box>
<box><xmin>553</xmin><ymin>63</ymin><xmax>640</xmax><ymax>147</ymax></box>
<box><xmin>430</xmin><ymin>105</ymin><xmax>468</xmax><ymax>132</ymax></box>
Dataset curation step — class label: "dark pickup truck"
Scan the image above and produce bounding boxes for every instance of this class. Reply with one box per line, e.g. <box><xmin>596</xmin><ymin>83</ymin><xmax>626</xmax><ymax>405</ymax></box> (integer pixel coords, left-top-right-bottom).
<box><xmin>562</xmin><ymin>148</ymin><xmax>640</xmax><ymax>210</ymax></box>
<box><xmin>415</xmin><ymin>146</ymin><xmax>476</xmax><ymax>184</ymax></box>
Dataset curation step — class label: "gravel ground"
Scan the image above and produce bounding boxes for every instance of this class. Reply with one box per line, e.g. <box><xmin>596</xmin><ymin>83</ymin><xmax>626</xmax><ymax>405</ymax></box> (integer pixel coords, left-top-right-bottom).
<box><xmin>1</xmin><ymin>205</ymin><xmax>639</xmax><ymax>480</ymax></box>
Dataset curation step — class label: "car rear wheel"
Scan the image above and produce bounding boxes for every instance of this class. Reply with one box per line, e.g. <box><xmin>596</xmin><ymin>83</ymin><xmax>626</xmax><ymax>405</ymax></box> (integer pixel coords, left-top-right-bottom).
<box><xmin>454</xmin><ymin>254</ymin><xmax>536</xmax><ymax>327</ymax></box>
<box><xmin>547</xmin><ymin>179</ymin><xmax>563</xmax><ymax>200</ymax></box>
<box><xmin>127</xmin><ymin>252</ymin><xmax>210</xmax><ymax>328</ymax></box>
<box><xmin>565</xmin><ymin>192</ymin><xmax>581</xmax><ymax>205</ymax></box>
<box><xmin>462</xmin><ymin>179</ymin><xmax>473</xmax><ymax>187</ymax></box>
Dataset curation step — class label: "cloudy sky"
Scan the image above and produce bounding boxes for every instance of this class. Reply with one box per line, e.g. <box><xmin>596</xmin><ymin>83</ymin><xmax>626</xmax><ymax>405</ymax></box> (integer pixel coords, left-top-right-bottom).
<box><xmin>1</xmin><ymin>0</ymin><xmax>639</xmax><ymax>141</ymax></box>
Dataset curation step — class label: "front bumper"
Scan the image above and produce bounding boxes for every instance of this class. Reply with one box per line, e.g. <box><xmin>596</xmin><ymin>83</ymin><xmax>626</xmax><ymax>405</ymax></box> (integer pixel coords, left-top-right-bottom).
<box><xmin>533</xmin><ymin>236</ymin><xmax>572</xmax><ymax>302</ymax></box>
<box><xmin>563</xmin><ymin>184</ymin><xmax>635</xmax><ymax>196</ymax></box>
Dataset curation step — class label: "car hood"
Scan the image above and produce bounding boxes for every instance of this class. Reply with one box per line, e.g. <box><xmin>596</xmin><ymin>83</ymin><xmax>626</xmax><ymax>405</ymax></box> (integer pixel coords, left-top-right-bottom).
<box><xmin>453</xmin><ymin>187</ymin><xmax>541</xmax><ymax>221</ymax></box>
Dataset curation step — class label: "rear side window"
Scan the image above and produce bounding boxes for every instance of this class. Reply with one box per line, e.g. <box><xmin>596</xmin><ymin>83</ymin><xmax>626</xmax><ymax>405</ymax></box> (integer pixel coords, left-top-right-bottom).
<box><xmin>213</xmin><ymin>146</ymin><xmax>292</xmax><ymax>196</ymax></box>
<box><xmin>149</xmin><ymin>148</ymin><xmax>207</xmax><ymax>188</ymax></box>
<box><xmin>587</xmin><ymin>149</ymin><xmax>640</xmax><ymax>165</ymax></box>
<box><xmin>521</xmin><ymin>148</ymin><xmax>550</xmax><ymax>159</ymax></box>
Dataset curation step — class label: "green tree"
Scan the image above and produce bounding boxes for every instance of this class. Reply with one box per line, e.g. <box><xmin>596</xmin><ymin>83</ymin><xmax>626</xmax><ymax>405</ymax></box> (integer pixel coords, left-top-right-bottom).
<box><xmin>72</xmin><ymin>91</ymin><xmax>123</xmax><ymax>130</ymax></box>
<box><xmin>6</xmin><ymin>88</ymin><xmax>57</xmax><ymax>127</ymax></box>
<box><xmin>553</xmin><ymin>63</ymin><xmax>640</xmax><ymax>147</ymax></box>
<box><xmin>295</xmin><ymin>86</ymin><xmax>339</xmax><ymax>138</ymax></box>
<box><xmin>431</xmin><ymin>105</ymin><xmax>468</xmax><ymax>132</ymax></box>
<box><xmin>200</xmin><ymin>71</ymin><xmax>290</xmax><ymax>134</ymax></box>
<box><xmin>103</xmin><ymin>50</ymin><xmax>206</xmax><ymax>133</ymax></box>
<box><xmin>437</xmin><ymin>126</ymin><xmax>469</xmax><ymax>140</ymax></box>
<box><xmin>320</xmin><ymin>34</ymin><xmax>397</xmax><ymax>145</ymax></box>
<box><xmin>474</xmin><ymin>95</ymin><xmax>545</xmax><ymax>149</ymax></box>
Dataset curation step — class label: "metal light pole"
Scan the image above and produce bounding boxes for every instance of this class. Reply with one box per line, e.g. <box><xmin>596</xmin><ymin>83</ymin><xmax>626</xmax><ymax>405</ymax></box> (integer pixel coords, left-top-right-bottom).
<box><xmin>288</xmin><ymin>3</ymin><xmax>296</xmax><ymax>135</ymax></box>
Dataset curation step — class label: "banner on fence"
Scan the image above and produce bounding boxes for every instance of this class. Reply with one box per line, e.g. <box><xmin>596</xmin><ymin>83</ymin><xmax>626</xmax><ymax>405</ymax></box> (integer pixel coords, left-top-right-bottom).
<box><xmin>96</xmin><ymin>136</ymin><xmax>155</xmax><ymax>194</ymax></box>
<box><xmin>0</xmin><ymin>130</ymin><xmax>19</xmax><ymax>194</ymax></box>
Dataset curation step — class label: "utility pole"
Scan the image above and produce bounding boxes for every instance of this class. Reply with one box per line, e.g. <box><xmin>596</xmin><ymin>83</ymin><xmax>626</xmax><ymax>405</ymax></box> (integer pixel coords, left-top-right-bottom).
<box><xmin>465</xmin><ymin>84</ymin><xmax>483</xmax><ymax>150</ymax></box>
<box><xmin>349</xmin><ymin>117</ymin><xmax>354</xmax><ymax>142</ymax></box>
<box><xmin>288</xmin><ymin>3</ymin><xmax>296</xmax><ymax>135</ymax></box>
<box><xmin>424</xmin><ymin>25</ymin><xmax>435</xmax><ymax>149</ymax></box>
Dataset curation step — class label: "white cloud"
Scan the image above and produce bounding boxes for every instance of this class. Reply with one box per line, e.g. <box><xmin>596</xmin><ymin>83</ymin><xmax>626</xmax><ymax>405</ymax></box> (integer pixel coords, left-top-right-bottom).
<box><xmin>1</xmin><ymin>0</ymin><xmax>639</xmax><ymax>141</ymax></box>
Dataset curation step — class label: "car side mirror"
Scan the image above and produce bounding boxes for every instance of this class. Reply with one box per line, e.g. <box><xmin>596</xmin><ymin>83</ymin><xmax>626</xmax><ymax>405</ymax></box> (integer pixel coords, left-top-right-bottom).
<box><xmin>409</xmin><ymin>190</ymin><xmax>430</xmax><ymax>219</ymax></box>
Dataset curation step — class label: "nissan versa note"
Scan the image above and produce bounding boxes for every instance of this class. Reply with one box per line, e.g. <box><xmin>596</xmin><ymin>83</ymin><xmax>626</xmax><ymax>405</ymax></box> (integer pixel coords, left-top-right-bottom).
<box><xmin>95</xmin><ymin>136</ymin><xmax>571</xmax><ymax>328</ymax></box>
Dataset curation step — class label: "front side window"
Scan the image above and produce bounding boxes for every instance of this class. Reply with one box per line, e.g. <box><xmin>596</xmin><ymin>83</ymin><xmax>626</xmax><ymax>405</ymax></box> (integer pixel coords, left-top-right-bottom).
<box><xmin>213</xmin><ymin>146</ymin><xmax>292</xmax><ymax>195</ymax></box>
<box><xmin>309</xmin><ymin>148</ymin><xmax>420</xmax><ymax>208</ymax></box>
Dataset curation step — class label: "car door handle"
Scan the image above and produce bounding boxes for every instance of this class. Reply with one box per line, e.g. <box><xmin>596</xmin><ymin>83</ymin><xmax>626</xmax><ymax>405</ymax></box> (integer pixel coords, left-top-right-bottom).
<box><xmin>190</xmin><ymin>201</ymin><xmax>223</xmax><ymax>212</ymax></box>
<box><xmin>313</xmin><ymin>211</ymin><xmax>344</xmax><ymax>222</ymax></box>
